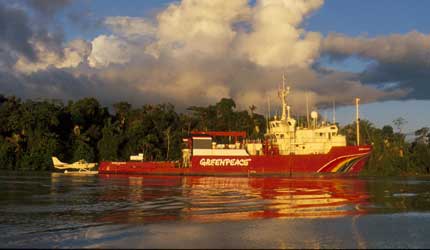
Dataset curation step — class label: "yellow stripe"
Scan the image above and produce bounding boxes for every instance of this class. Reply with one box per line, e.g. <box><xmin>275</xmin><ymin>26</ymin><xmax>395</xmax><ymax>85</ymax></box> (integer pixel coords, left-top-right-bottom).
<box><xmin>331</xmin><ymin>155</ymin><xmax>363</xmax><ymax>172</ymax></box>
<box><xmin>317</xmin><ymin>152</ymin><xmax>370</xmax><ymax>172</ymax></box>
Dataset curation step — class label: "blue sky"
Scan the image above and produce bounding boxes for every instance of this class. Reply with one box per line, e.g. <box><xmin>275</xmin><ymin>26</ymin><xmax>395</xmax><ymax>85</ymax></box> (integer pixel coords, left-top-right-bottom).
<box><xmin>306</xmin><ymin>0</ymin><xmax>430</xmax><ymax>37</ymax></box>
<box><xmin>1</xmin><ymin>0</ymin><xmax>429</xmax><ymax>134</ymax></box>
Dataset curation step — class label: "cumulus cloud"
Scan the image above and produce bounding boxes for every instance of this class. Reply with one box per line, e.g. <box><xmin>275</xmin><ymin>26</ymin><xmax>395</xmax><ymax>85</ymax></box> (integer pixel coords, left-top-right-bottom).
<box><xmin>153</xmin><ymin>0</ymin><xmax>249</xmax><ymax>58</ymax></box>
<box><xmin>1</xmin><ymin>0</ymin><xmax>426</xmax><ymax>114</ymax></box>
<box><xmin>237</xmin><ymin>0</ymin><xmax>323</xmax><ymax>67</ymax></box>
<box><xmin>88</xmin><ymin>35</ymin><xmax>133</xmax><ymax>68</ymax></box>
<box><xmin>15</xmin><ymin>39</ymin><xmax>91</xmax><ymax>73</ymax></box>
<box><xmin>85</xmin><ymin>0</ymin><xmax>331</xmax><ymax>111</ymax></box>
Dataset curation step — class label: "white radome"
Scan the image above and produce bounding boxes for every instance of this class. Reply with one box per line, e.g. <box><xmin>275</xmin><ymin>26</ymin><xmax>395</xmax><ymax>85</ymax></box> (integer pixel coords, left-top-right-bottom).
<box><xmin>310</xmin><ymin>111</ymin><xmax>318</xmax><ymax>119</ymax></box>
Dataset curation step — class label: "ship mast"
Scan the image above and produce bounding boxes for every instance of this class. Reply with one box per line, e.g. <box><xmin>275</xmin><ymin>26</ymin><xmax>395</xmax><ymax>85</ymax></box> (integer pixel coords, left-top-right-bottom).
<box><xmin>306</xmin><ymin>93</ymin><xmax>310</xmax><ymax>128</ymax></box>
<box><xmin>332</xmin><ymin>99</ymin><xmax>336</xmax><ymax>124</ymax></box>
<box><xmin>279</xmin><ymin>74</ymin><xmax>290</xmax><ymax>121</ymax></box>
<box><xmin>267</xmin><ymin>96</ymin><xmax>271</xmax><ymax>133</ymax></box>
<box><xmin>356</xmin><ymin>97</ymin><xmax>360</xmax><ymax>146</ymax></box>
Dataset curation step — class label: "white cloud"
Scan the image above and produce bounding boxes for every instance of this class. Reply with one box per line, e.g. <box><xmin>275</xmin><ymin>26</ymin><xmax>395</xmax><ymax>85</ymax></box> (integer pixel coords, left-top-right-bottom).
<box><xmin>153</xmin><ymin>0</ymin><xmax>250</xmax><ymax>58</ymax></box>
<box><xmin>60</xmin><ymin>39</ymin><xmax>92</xmax><ymax>68</ymax></box>
<box><xmin>88</xmin><ymin>35</ymin><xmax>133</xmax><ymax>68</ymax></box>
<box><xmin>14</xmin><ymin>39</ymin><xmax>91</xmax><ymax>73</ymax></box>
<box><xmin>237</xmin><ymin>0</ymin><xmax>323</xmax><ymax>68</ymax></box>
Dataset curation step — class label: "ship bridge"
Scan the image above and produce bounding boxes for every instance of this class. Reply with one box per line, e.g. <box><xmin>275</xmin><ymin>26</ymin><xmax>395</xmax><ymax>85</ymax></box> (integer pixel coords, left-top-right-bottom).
<box><xmin>264</xmin><ymin>75</ymin><xmax>346</xmax><ymax>155</ymax></box>
<box><xmin>186</xmin><ymin>131</ymin><xmax>250</xmax><ymax>156</ymax></box>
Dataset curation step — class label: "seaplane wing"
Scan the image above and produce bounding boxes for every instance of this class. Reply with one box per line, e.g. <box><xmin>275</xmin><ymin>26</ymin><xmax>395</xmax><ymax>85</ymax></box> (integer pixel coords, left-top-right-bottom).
<box><xmin>52</xmin><ymin>157</ymin><xmax>97</xmax><ymax>172</ymax></box>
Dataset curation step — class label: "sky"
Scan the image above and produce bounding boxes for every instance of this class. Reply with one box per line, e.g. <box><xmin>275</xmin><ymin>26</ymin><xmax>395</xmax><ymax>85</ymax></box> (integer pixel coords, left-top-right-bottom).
<box><xmin>0</xmin><ymin>0</ymin><xmax>429</xmax><ymax>134</ymax></box>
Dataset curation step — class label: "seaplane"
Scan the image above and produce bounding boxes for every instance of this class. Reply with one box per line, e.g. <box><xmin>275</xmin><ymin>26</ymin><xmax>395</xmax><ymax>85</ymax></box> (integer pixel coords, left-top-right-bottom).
<box><xmin>51</xmin><ymin>156</ymin><xmax>98</xmax><ymax>175</ymax></box>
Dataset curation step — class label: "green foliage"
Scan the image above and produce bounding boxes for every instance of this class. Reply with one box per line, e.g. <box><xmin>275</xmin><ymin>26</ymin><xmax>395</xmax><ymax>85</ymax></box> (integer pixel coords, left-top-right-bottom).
<box><xmin>410</xmin><ymin>143</ymin><xmax>430</xmax><ymax>173</ymax></box>
<box><xmin>340</xmin><ymin>118</ymin><xmax>430</xmax><ymax>176</ymax></box>
<box><xmin>69</xmin><ymin>98</ymin><xmax>106</xmax><ymax>127</ymax></box>
<box><xmin>72</xmin><ymin>139</ymin><xmax>95</xmax><ymax>162</ymax></box>
<box><xmin>0</xmin><ymin>137</ymin><xmax>16</xmax><ymax>170</ymax></box>
<box><xmin>187</xmin><ymin>98</ymin><xmax>266</xmax><ymax>142</ymax></box>
<box><xmin>98</xmin><ymin>119</ymin><xmax>121</xmax><ymax>161</ymax></box>
<box><xmin>18</xmin><ymin>132</ymin><xmax>59</xmax><ymax>170</ymax></box>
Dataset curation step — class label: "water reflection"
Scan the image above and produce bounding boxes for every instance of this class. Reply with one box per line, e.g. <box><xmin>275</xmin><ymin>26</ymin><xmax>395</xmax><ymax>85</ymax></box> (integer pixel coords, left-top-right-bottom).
<box><xmin>97</xmin><ymin>175</ymin><xmax>370</xmax><ymax>224</ymax></box>
<box><xmin>3</xmin><ymin>173</ymin><xmax>430</xmax><ymax>248</ymax></box>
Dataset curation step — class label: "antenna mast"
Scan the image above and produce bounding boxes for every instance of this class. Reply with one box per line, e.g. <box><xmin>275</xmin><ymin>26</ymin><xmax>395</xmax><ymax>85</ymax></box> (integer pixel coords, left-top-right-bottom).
<box><xmin>332</xmin><ymin>99</ymin><xmax>336</xmax><ymax>124</ymax></box>
<box><xmin>306</xmin><ymin>93</ymin><xmax>310</xmax><ymax>128</ymax></box>
<box><xmin>355</xmin><ymin>97</ymin><xmax>360</xmax><ymax>146</ymax></box>
<box><xmin>267</xmin><ymin>96</ymin><xmax>271</xmax><ymax>133</ymax></box>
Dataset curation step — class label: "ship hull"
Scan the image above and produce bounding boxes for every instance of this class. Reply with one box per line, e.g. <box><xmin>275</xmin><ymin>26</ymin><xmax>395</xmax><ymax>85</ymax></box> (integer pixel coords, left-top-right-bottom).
<box><xmin>98</xmin><ymin>145</ymin><xmax>372</xmax><ymax>176</ymax></box>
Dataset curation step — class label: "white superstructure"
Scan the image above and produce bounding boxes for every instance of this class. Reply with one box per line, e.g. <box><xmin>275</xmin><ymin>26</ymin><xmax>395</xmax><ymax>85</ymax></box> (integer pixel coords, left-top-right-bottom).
<box><xmin>186</xmin><ymin>75</ymin><xmax>348</xmax><ymax>157</ymax></box>
<box><xmin>263</xmin><ymin>75</ymin><xmax>346</xmax><ymax>155</ymax></box>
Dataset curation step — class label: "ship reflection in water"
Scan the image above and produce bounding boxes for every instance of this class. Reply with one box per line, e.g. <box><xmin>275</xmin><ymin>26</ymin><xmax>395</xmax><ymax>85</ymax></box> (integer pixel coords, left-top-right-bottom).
<box><xmin>4</xmin><ymin>173</ymin><xmax>430</xmax><ymax>248</ymax></box>
<box><xmin>97</xmin><ymin>174</ymin><xmax>369</xmax><ymax>224</ymax></box>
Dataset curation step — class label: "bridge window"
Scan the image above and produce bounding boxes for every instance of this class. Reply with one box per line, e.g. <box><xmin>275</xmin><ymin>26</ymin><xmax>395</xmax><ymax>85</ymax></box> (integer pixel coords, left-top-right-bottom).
<box><xmin>193</xmin><ymin>137</ymin><xmax>212</xmax><ymax>149</ymax></box>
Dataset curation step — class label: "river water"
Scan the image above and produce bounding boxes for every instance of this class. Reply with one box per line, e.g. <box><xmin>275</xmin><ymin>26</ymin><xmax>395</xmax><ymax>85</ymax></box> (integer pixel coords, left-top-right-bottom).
<box><xmin>2</xmin><ymin>172</ymin><xmax>430</xmax><ymax>248</ymax></box>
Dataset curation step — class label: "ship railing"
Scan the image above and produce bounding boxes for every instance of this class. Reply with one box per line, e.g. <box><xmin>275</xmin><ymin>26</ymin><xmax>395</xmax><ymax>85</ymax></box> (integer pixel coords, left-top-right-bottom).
<box><xmin>245</xmin><ymin>139</ymin><xmax>262</xmax><ymax>144</ymax></box>
<box><xmin>211</xmin><ymin>142</ymin><xmax>244</xmax><ymax>149</ymax></box>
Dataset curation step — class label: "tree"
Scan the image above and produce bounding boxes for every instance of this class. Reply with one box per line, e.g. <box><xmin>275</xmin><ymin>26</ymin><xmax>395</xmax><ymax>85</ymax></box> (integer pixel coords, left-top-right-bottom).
<box><xmin>98</xmin><ymin>119</ymin><xmax>121</xmax><ymax>161</ymax></box>
<box><xmin>113</xmin><ymin>101</ymin><xmax>131</xmax><ymax>128</ymax></box>
<box><xmin>393</xmin><ymin>117</ymin><xmax>407</xmax><ymax>133</ymax></box>
<box><xmin>72</xmin><ymin>139</ymin><xmax>95</xmax><ymax>162</ymax></box>
<box><xmin>415</xmin><ymin>127</ymin><xmax>429</xmax><ymax>145</ymax></box>
<box><xmin>68</xmin><ymin>98</ymin><xmax>109</xmax><ymax>161</ymax></box>
<box><xmin>382</xmin><ymin>125</ymin><xmax>394</xmax><ymax>138</ymax></box>
<box><xmin>0</xmin><ymin>137</ymin><xmax>16</xmax><ymax>170</ymax></box>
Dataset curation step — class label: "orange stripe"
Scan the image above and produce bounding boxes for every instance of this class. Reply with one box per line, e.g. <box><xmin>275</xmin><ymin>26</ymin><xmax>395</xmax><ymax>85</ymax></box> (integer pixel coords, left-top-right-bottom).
<box><xmin>331</xmin><ymin>155</ymin><xmax>363</xmax><ymax>172</ymax></box>
<box><xmin>317</xmin><ymin>152</ymin><xmax>370</xmax><ymax>172</ymax></box>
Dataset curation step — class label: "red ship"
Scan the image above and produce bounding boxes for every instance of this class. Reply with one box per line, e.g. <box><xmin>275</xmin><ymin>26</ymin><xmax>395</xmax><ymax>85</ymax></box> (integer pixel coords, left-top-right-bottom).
<box><xmin>99</xmin><ymin>76</ymin><xmax>372</xmax><ymax>176</ymax></box>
